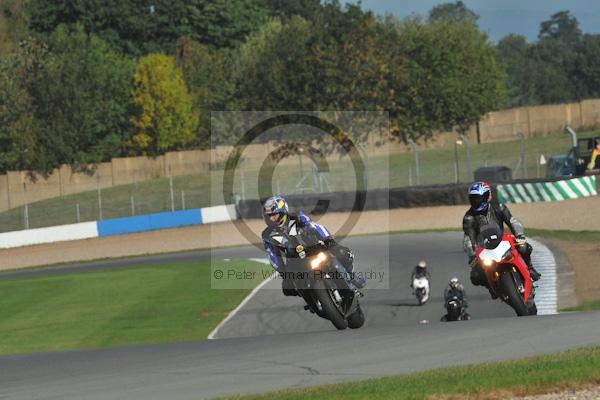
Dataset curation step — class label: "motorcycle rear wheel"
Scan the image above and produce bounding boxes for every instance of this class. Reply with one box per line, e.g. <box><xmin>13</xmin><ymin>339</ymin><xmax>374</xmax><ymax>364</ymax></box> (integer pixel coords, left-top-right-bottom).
<box><xmin>499</xmin><ymin>271</ymin><xmax>529</xmax><ymax>316</ymax></box>
<box><xmin>314</xmin><ymin>280</ymin><xmax>348</xmax><ymax>330</ymax></box>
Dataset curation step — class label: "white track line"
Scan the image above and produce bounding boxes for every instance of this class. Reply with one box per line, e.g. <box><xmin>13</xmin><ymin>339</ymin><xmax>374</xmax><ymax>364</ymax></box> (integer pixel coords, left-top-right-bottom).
<box><xmin>207</xmin><ymin>258</ymin><xmax>274</xmax><ymax>340</ymax></box>
<box><xmin>529</xmin><ymin>239</ymin><xmax>557</xmax><ymax>315</ymax></box>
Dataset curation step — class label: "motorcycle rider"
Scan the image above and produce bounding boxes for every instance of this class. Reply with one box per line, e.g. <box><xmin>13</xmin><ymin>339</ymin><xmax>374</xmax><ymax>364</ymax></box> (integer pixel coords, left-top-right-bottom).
<box><xmin>261</xmin><ymin>196</ymin><xmax>364</xmax><ymax>296</ymax></box>
<box><xmin>442</xmin><ymin>277</ymin><xmax>470</xmax><ymax>320</ymax></box>
<box><xmin>410</xmin><ymin>260</ymin><xmax>430</xmax><ymax>288</ymax></box>
<box><xmin>463</xmin><ymin>182</ymin><xmax>541</xmax><ymax>298</ymax></box>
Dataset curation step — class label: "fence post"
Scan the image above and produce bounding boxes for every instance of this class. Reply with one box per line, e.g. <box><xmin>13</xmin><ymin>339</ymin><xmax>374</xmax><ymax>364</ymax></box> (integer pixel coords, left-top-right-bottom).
<box><xmin>407</xmin><ymin>139</ymin><xmax>420</xmax><ymax>185</ymax></box>
<box><xmin>97</xmin><ymin>179</ymin><xmax>103</xmax><ymax>221</ymax></box>
<box><xmin>169</xmin><ymin>175</ymin><xmax>175</xmax><ymax>212</ymax></box>
<box><xmin>240</xmin><ymin>169</ymin><xmax>246</xmax><ymax>199</ymax></box>
<box><xmin>24</xmin><ymin>203</ymin><xmax>29</xmax><ymax>229</ymax></box>
<box><xmin>76</xmin><ymin>203</ymin><xmax>81</xmax><ymax>223</ymax></box>
<box><xmin>181</xmin><ymin>190</ymin><xmax>186</xmax><ymax>210</ymax></box>
<box><xmin>23</xmin><ymin>182</ymin><xmax>29</xmax><ymax>229</ymax></box>
<box><xmin>131</xmin><ymin>195</ymin><xmax>135</xmax><ymax>216</ymax></box>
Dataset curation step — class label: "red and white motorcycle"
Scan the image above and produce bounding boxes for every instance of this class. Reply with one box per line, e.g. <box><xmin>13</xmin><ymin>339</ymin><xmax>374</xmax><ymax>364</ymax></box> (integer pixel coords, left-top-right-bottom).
<box><xmin>475</xmin><ymin>226</ymin><xmax>537</xmax><ymax>316</ymax></box>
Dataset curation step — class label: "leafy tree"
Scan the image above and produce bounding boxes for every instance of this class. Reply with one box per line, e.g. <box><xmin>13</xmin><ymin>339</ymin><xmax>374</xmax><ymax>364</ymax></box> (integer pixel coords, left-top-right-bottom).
<box><xmin>261</xmin><ymin>0</ymin><xmax>322</xmax><ymax>21</ymax></box>
<box><xmin>573</xmin><ymin>34</ymin><xmax>600</xmax><ymax>98</ymax></box>
<box><xmin>235</xmin><ymin>17</ymin><xmax>315</xmax><ymax>111</ymax></box>
<box><xmin>1</xmin><ymin>27</ymin><xmax>133</xmax><ymax>175</ymax></box>
<box><xmin>26</xmin><ymin>0</ymin><xmax>268</xmax><ymax>56</ymax></box>
<box><xmin>187</xmin><ymin>0</ymin><xmax>268</xmax><ymax>49</ymax></box>
<box><xmin>130</xmin><ymin>53</ymin><xmax>198</xmax><ymax>154</ymax></box>
<box><xmin>496</xmin><ymin>34</ymin><xmax>537</xmax><ymax>106</ymax></box>
<box><xmin>539</xmin><ymin>10</ymin><xmax>582</xmax><ymax>46</ymax></box>
<box><xmin>394</xmin><ymin>18</ymin><xmax>505</xmax><ymax>137</ymax></box>
<box><xmin>0</xmin><ymin>0</ymin><xmax>28</xmax><ymax>53</ymax></box>
<box><xmin>427</xmin><ymin>1</ymin><xmax>479</xmax><ymax>26</ymax></box>
<box><xmin>0</xmin><ymin>44</ymin><xmax>42</xmax><ymax>173</ymax></box>
<box><xmin>176</xmin><ymin>36</ymin><xmax>233</xmax><ymax>148</ymax></box>
<box><xmin>27</xmin><ymin>25</ymin><xmax>135</xmax><ymax>172</ymax></box>
<box><xmin>527</xmin><ymin>38</ymin><xmax>577</xmax><ymax>104</ymax></box>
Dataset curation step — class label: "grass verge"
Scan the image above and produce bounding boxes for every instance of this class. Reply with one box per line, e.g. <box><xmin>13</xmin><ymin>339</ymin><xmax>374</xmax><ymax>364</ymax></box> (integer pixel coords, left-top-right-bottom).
<box><xmin>0</xmin><ymin>259</ymin><xmax>271</xmax><ymax>355</ymax></box>
<box><xmin>528</xmin><ymin>228</ymin><xmax>600</xmax><ymax>242</ymax></box>
<box><xmin>565</xmin><ymin>300</ymin><xmax>600</xmax><ymax>311</ymax></box>
<box><xmin>218</xmin><ymin>346</ymin><xmax>600</xmax><ymax>400</ymax></box>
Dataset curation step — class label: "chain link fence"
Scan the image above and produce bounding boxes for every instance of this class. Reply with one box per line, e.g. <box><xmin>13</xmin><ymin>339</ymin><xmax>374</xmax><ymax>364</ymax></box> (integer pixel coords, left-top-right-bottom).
<box><xmin>0</xmin><ymin>131</ymin><xmax>578</xmax><ymax>233</ymax></box>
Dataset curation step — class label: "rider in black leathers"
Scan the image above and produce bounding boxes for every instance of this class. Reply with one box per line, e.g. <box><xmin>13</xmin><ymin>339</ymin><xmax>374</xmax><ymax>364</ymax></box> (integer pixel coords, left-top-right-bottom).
<box><xmin>463</xmin><ymin>182</ymin><xmax>541</xmax><ymax>298</ymax></box>
<box><xmin>442</xmin><ymin>277</ymin><xmax>470</xmax><ymax>320</ymax></box>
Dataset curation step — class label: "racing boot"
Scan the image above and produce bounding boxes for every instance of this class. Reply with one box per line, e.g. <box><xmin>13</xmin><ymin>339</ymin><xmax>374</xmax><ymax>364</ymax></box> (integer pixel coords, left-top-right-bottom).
<box><xmin>528</xmin><ymin>264</ymin><xmax>541</xmax><ymax>282</ymax></box>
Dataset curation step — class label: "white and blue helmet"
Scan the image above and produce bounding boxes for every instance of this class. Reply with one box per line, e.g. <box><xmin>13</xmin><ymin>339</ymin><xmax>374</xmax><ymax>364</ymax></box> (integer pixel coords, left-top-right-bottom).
<box><xmin>263</xmin><ymin>196</ymin><xmax>289</xmax><ymax>229</ymax></box>
<box><xmin>468</xmin><ymin>181</ymin><xmax>491</xmax><ymax>212</ymax></box>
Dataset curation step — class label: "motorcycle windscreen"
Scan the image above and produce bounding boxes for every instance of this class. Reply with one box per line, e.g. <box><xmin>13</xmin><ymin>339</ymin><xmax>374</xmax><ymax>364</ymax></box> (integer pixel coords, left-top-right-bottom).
<box><xmin>477</xmin><ymin>223</ymin><xmax>503</xmax><ymax>250</ymax></box>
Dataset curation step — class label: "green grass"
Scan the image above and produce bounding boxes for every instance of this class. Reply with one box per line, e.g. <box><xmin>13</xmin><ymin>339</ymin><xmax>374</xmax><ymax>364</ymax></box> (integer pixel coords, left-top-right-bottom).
<box><xmin>0</xmin><ymin>259</ymin><xmax>271</xmax><ymax>355</ymax></box>
<box><xmin>1</xmin><ymin>128</ymin><xmax>598</xmax><ymax>233</ymax></box>
<box><xmin>219</xmin><ymin>346</ymin><xmax>600</xmax><ymax>400</ymax></box>
<box><xmin>565</xmin><ymin>300</ymin><xmax>600</xmax><ymax>311</ymax></box>
<box><xmin>527</xmin><ymin>228</ymin><xmax>600</xmax><ymax>242</ymax></box>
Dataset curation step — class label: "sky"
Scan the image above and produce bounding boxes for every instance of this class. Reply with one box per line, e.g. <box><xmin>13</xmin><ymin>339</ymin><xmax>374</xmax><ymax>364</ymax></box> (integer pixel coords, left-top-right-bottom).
<box><xmin>350</xmin><ymin>0</ymin><xmax>600</xmax><ymax>43</ymax></box>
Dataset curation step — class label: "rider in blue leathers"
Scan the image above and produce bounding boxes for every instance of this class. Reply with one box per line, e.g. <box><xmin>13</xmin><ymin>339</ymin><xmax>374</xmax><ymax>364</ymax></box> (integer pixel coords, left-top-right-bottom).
<box><xmin>261</xmin><ymin>196</ymin><xmax>364</xmax><ymax>296</ymax></box>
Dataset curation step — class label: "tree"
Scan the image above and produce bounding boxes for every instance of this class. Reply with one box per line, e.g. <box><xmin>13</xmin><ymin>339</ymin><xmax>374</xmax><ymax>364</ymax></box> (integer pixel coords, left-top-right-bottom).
<box><xmin>573</xmin><ymin>34</ymin><xmax>600</xmax><ymax>99</ymax></box>
<box><xmin>539</xmin><ymin>11</ymin><xmax>582</xmax><ymax>46</ymax></box>
<box><xmin>176</xmin><ymin>36</ymin><xmax>233</xmax><ymax>148</ymax></box>
<box><xmin>27</xmin><ymin>25</ymin><xmax>135</xmax><ymax>172</ymax></box>
<box><xmin>130</xmin><ymin>54</ymin><xmax>198</xmax><ymax>154</ymax></box>
<box><xmin>261</xmin><ymin>0</ymin><xmax>322</xmax><ymax>21</ymax></box>
<box><xmin>427</xmin><ymin>1</ymin><xmax>479</xmax><ymax>26</ymax></box>
<box><xmin>0</xmin><ymin>46</ymin><xmax>40</xmax><ymax>173</ymax></box>
<box><xmin>394</xmin><ymin>18</ymin><xmax>505</xmax><ymax>138</ymax></box>
<box><xmin>0</xmin><ymin>0</ymin><xmax>28</xmax><ymax>54</ymax></box>
<box><xmin>1</xmin><ymin>27</ymin><xmax>134</xmax><ymax>175</ymax></box>
<box><xmin>526</xmin><ymin>38</ymin><xmax>577</xmax><ymax>104</ymax></box>
<box><xmin>497</xmin><ymin>34</ymin><xmax>537</xmax><ymax>106</ymax></box>
<box><xmin>26</xmin><ymin>0</ymin><xmax>268</xmax><ymax>56</ymax></box>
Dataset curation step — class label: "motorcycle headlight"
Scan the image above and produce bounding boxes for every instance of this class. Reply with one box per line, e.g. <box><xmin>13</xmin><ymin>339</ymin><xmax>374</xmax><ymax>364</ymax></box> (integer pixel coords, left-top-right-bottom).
<box><xmin>482</xmin><ymin>258</ymin><xmax>494</xmax><ymax>267</ymax></box>
<box><xmin>310</xmin><ymin>252</ymin><xmax>327</xmax><ymax>270</ymax></box>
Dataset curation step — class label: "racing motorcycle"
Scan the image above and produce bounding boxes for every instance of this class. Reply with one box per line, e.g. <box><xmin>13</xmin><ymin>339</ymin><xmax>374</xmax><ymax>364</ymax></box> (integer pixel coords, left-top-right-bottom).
<box><xmin>441</xmin><ymin>295</ymin><xmax>470</xmax><ymax>321</ymax></box>
<box><xmin>278</xmin><ymin>228</ymin><xmax>365</xmax><ymax>330</ymax></box>
<box><xmin>412</xmin><ymin>276</ymin><xmax>430</xmax><ymax>305</ymax></box>
<box><xmin>475</xmin><ymin>225</ymin><xmax>537</xmax><ymax>316</ymax></box>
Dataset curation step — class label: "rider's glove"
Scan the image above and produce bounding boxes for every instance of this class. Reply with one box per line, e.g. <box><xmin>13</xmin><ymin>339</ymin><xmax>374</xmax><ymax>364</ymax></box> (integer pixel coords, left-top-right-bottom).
<box><xmin>515</xmin><ymin>235</ymin><xmax>527</xmax><ymax>246</ymax></box>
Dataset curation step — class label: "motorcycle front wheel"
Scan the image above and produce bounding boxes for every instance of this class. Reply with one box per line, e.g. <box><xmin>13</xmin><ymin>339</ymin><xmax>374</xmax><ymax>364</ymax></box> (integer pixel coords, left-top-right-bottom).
<box><xmin>499</xmin><ymin>271</ymin><xmax>529</xmax><ymax>316</ymax></box>
<box><xmin>347</xmin><ymin>304</ymin><xmax>365</xmax><ymax>329</ymax></box>
<box><xmin>313</xmin><ymin>280</ymin><xmax>348</xmax><ymax>330</ymax></box>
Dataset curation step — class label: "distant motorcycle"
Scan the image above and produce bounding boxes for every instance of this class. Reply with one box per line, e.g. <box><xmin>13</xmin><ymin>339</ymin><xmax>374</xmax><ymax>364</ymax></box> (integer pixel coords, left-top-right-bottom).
<box><xmin>412</xmin><ymin>276</ymin><xmax>430</xmax><ymax>305</ymax></box>
<box><xmin>475</xmin><ymin>225</ymin><xmax>537</xmax><ymax>316</ymax></box>
<box><xmin>441</xmin><ymin>295</ymin><xmax>470</xmax><ymax>321</ymax></box>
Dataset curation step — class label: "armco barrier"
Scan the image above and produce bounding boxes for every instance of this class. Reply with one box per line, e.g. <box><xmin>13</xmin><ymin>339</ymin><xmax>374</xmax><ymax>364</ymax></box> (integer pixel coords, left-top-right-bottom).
<box><xmin>200</xmin><ymin>205</ymin><xmax>238</xmax><ymax>224</ymax></box>
<box><xmin>96</xmin><ymin>209</ymin><xmax>202</xmax><ymax>237</ymax></box>
<box><xmin>0</xmin><ymin>221</ymin><xmax>98</xmax><ymax>249</ymax></box>
<box><xmin>0</xmin><ymin>205</ymin><xmax>238</xmax><ymax>248</ymax></box>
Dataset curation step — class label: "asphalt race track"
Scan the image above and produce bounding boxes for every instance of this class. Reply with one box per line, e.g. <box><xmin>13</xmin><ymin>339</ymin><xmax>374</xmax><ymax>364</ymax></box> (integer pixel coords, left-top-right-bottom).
<box><xmin>1</xmin><ymin>232</ymin><xmax>599</xmax><ymax>400</ymax></box>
